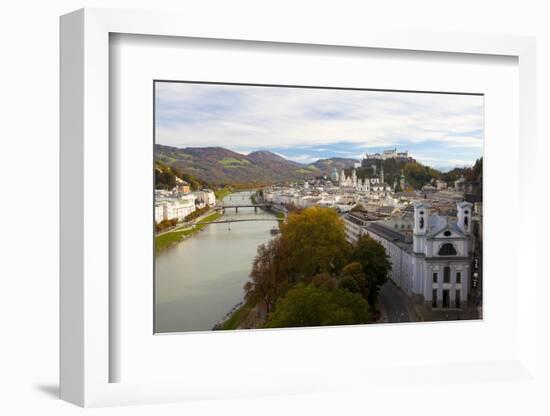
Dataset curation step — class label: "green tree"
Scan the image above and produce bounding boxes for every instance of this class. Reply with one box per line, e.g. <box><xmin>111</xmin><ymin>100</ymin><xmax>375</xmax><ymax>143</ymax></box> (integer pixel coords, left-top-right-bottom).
<box><xmin>264</xmin><ymin>283</ymin><xmax>370</xmax><ymax>328</ymax></box>
<box><xmin>340</xmin><ymin>261</ymin><xmax>369</xmax><ymax>299</ymax></box>
<box><xmin>403</xmin><ymin>162</ymin><xmax>440</xmax><ymax>189</ymax></box>
<box><xmin>244</xmin><ymin>237</ymin><xmax>289</xmax><ymax>314</ymax></box>
<box><xmin>155</xmin><ymin>167</ymin><xmax>177</xmax><ymax>190</ymax></box>
<box><xmin>338</xmin><ymin>276</ymin><xmax>361</xmax><ymax>295</ymax></box>
<box><xmin>349</xmin><ymin>236</ymin><xmax>391</xmax><ymax>304</ymax></box>
<box><xmin>467</xmin><ymin>157</ymin><xmax>482</xmax><ymax>182</ymax></box>
<box><xmin>280</xmin><ymin>206</ymin><xmax>350</xmax><ymax>280</ymax></box>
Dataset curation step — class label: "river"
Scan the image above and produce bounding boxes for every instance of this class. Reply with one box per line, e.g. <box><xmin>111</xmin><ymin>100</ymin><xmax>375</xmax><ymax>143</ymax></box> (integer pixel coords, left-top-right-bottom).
<box><xmin>154</xmin><ymin>191</ymin><xmax>277</xmax><ymax>333</ymax></box>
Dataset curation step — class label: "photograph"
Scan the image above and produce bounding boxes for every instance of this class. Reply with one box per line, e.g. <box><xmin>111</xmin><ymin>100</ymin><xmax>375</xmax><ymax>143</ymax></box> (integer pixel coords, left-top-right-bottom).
<box><xmin>153</xmin><ymin>81</ymin><xmax>483</xmax><ymax>333</ymax></box>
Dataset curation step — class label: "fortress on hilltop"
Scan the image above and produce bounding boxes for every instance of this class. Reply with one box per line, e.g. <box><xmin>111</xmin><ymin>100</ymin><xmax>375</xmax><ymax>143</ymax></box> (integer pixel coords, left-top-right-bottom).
<box><xmin>363</xmin><ymin>148</ymin><xmax>414</xmax><ymax>163</ymax></box>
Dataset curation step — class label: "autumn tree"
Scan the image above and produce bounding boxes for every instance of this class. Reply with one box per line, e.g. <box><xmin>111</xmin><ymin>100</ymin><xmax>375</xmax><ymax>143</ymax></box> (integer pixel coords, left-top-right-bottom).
<box><xmin>264</xmin><ymin>283</ymin><xmax>370</xmax><ymax>328</ymax></box>
<box><xmin>349</xmin><ymin>236</ymin><xmax>391</xmax><ymax>305</ymax></box>
<box><xmin>280</xmin><ymin>206</ymin><xmax>350</xmax><ymax>280</ymax></box>
<box><xmin>243</xmin><ymin>237</ymin><xmax>289</xmax><ymax>314</ymax></box>
<box><xmin>309</xmin><ymin>272</ymin><xmax>338</xmax><ymax>291</ymax></box>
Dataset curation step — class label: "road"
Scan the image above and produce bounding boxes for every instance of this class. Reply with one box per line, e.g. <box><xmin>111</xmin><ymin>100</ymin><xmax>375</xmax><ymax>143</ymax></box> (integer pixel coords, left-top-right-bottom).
<box><xmin>378</xmin><ymin>281</ymin><xmax>416</xmax><ymax>323</ymax></box>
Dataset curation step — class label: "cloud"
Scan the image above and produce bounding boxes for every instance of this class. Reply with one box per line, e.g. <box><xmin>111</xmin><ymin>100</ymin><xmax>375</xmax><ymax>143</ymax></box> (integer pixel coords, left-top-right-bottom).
<box><xmin>155</xmin><ymin>82</ymin><xmax>483</xmax><ymax>167</ymax></box>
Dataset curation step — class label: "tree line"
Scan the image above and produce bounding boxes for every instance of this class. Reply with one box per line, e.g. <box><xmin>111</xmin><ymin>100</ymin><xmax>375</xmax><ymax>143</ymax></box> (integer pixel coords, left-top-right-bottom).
<box><xmin>243</xmin><ymin>206</ymin><xmax>391</xmax><ymax>328</ymax></box>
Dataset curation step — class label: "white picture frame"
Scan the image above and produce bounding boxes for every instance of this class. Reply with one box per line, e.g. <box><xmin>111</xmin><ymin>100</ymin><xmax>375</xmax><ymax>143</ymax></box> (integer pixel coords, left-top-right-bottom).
<box><xmin>60</xmin><ymin>8</ymin><xmax>538</xmax><ymax>408</ymax></box>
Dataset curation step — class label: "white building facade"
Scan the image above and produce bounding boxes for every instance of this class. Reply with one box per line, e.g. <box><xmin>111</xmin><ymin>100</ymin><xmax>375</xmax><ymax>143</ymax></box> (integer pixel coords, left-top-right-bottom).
<box><xmin>193</xmin><ymin>189</ymin><xmax>216</xmax><ymax>207</ymax></box>
<box><xmin>155</xmin><ymin>193</ymin><xmax>197</xmax><ymax>223</ymax></box>
<box><xmin>345</xmin><ymin>201</ymin><xmax>473</xmax><ymax>311</ymax></box>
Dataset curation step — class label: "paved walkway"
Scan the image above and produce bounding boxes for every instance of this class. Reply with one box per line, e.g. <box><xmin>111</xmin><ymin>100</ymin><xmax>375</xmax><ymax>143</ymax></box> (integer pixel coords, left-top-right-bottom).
<box><xmin>156</xmin><ymin>209</ymin><xmax>216</xmax><ymax>236</ymax></box>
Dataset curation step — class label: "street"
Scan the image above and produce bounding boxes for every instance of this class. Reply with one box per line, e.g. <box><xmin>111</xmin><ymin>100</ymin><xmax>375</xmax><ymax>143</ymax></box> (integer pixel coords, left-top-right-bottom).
<box><xmin>378</xmin><ymin>280</ymin><xmax>416</xmax><ymax>323</ymax></box>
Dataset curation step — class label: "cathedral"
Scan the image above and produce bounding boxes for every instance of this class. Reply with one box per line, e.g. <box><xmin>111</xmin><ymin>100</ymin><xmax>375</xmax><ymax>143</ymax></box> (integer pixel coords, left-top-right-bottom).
<box><xmin>336</xmin><ymin>165</ymin><xmax>391</xmax><ymax>193</ymax></box>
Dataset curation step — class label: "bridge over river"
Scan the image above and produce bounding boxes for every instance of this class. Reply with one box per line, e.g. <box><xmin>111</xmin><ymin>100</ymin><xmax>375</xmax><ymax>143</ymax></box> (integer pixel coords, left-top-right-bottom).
<box><xmin>195</xmin><ymin>217</ymin><xmax>282</xmax><ymax>230</ymax></box>
<box><xmin>215</xmin><ymin>203</ymin><xmax>272</xmax><ymax>213</ymax></box>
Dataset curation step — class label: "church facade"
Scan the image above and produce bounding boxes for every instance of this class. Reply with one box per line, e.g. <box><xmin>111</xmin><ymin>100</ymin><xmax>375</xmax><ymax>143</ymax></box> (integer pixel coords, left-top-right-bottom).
<box><xmin>348</xmin><ymin>201</ymin><xmax>473</xmax><ymax>311</ymax></box>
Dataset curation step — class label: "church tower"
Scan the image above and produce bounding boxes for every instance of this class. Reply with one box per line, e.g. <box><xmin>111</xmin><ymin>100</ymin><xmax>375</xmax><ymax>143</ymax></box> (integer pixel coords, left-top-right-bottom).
<box><xmin>399</xmin><ymin>169</ymin><xmax>405</xmax><ymax>191</ymax></box>
<box><xmin>352</xmin><ymin>169</ymin><xmax>357</xmax><ymax>187</ymax></box>
<box><xmin>413</xmin><ymin>202</ymin><xmax>430</xmax><ymax>253</ymax></box>
<box><xmin>457</xmin><ymin>201</ymin><xmax>473</xmax><ymax>234</ymax></box>
<box><xmin>380</xmin><ymin>163</ymin><xmax>385</xmax><ymax>184</ymax></box>
<box><xmin>330</xmin><ymin>168</ymin><xmax>339</xmax><ymax>183</ymax></box>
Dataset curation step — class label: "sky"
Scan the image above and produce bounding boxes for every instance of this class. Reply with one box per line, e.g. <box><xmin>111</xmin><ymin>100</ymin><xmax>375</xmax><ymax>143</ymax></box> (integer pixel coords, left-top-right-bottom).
<box><xmin>155</xmin><ymin>82</ymin><xmax>483</xmax><ymax>171</ymax></box>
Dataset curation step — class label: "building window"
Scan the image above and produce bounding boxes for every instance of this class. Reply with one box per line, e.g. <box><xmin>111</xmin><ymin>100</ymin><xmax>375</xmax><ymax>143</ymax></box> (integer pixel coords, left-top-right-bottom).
<box><xmin>433</xmin><ymin>272</ymin><xmax>438</xmax><ymax>283</ymax></box>
<box><xmin>442</xmin><ymin>290</ymin><xmax>450</xmax><ymax>308</ymax></box>
<box><xmin>444</xmin><ymin>266</ymin><xmax>451</xmax><ymax>283</ymax></box>
<box><xmin>456</xmin><ymin>271</ymin><xmax>462</xmax><ymax>284</ymax></box>
<box><xmin>456</xmin><ymin>290</ymin><xmax>461</xmax><ymax>308</ymax></box>
<box><xmin>432</xmin><ymin>289</ymin><xmax>437</xmax><ymax>308</ymax></box>
<box><xmin>438</xmin><ymin>243</ymin><xmax>457</xmax><ymax>256</ymax></box>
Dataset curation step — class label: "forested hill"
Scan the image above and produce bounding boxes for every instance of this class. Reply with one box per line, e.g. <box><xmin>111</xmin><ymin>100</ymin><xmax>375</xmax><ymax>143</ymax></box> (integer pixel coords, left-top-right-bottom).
<box><xmin>347</xmin><ymin>157</ymin><xmax>482</xmax><ymax>190</ymax></box>
<box><xmin>155</xmin><ymin>161</ymin><xmax>208</xmax><ymax>191</ymax></box>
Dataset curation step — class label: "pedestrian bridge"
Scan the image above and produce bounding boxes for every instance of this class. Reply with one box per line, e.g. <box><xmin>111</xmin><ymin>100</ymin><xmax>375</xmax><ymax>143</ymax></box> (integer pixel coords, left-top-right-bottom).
<box><xmin>195</xmin><ymin>217</ymin><xmax>282</xmax><ymax>230</ymax></box>
<box><xmin>215</xmin><ymin>203</ymin><xmax>272</xmax><ymax>213</ymax></box>
<box><xmin>195</xmin><ymin>218</ymin><xmax>282</xmax><ymax>225</ymax></box>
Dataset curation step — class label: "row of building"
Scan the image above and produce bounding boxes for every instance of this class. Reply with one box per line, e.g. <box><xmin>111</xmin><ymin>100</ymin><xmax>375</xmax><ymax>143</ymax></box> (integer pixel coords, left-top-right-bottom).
<box><xmin>343</xmin><ymin>201</ymin><xmax>480</xmax><ymax>313</ymax></box>
<box><xmin>155</xmin><ymin>181</ymin><xmax>216</xmax><ymax>224</ymax></box>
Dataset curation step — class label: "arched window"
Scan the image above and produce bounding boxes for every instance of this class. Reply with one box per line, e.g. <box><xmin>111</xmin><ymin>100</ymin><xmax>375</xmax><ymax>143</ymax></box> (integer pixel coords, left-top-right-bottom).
<box><xmin>438</xmin><ymin>243</ymin><xmax>457</xmax><ymax>256</ymax></box>
<box><xmin>419</xmin><ymin>216</ymin><xmax>424</xmax><ymax>229</ymax></box>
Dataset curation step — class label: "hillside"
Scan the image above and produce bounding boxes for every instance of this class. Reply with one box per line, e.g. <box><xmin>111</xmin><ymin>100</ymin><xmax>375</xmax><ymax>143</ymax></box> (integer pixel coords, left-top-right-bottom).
<box><xmin>155</xmin><ymin>161</ymin><xmax>208</xmax><ymax>190</ymax></box>
<box><xmin>156</xmin><ymin>144</ymin><xmax>327</xmax><ymax>186</ymax></box>
<box><xmin>312</xmin><ymin>157</ymin><xmax>360</xmax><ymax>175</ymax></box>
<box><xmin>353</xmin><ymin>158</ymin><xmax>441</xmax><ymax>190</ymax></box>
<box><xmin>353</xmin><ymin>157</ymin><xmax>482</xmax><ymax>190</ymax></box>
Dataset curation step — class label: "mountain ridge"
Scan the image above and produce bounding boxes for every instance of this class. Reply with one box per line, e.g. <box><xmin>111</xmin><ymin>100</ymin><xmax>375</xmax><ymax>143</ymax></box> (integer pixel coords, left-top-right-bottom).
<box><xmin>154</xmin><ymin>144</ymin><xmax>476</xmax><ymax>188</ymax></box>
<box><xmin>155</xmin><ymin>144</ymin><xmax>358</xmax><ymax>185</ymax></box>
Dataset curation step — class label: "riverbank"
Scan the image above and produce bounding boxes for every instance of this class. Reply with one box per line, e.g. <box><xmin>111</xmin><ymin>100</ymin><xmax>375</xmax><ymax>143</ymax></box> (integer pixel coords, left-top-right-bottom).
<box><xmin>214</xmin><ymin>300</ymin><xmax>267</xmax><ymax>330</ymax></box>
<box><xmin>155</xmin><ymin>190</ymin><xmax>278</xmax><ymax>332</ymax></box>
<box><xmin>155</xmin><ymin>211</ymin><xmax>222</xmax><ymax>251</ymax></box>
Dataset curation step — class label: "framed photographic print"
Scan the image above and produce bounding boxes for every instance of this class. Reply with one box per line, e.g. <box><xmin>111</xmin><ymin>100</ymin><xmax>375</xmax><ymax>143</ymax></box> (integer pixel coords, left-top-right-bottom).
<box><xmin>60</xmin><ymin>8</ymin><xmax>538</xmax><ymax>408</ymax></box>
